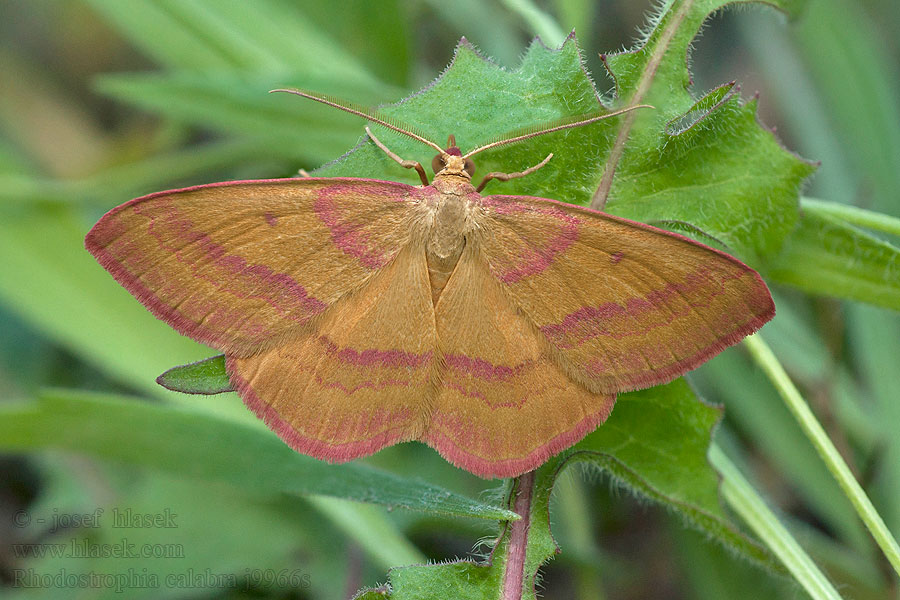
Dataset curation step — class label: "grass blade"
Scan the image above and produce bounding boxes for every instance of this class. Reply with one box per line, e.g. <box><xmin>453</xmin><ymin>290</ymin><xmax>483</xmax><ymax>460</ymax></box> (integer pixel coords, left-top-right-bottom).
<box><xmin>744</xmin><ymin>334</ymin><xmax>900</xmax><ymax>576</ymax></box>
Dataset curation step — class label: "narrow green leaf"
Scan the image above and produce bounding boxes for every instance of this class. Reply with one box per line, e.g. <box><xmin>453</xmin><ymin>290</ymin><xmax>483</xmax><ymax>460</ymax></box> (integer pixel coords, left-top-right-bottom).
<box><xmin>696</xmin><ymin>346</ymin><xmax>870</xmax><ymax>550</ymax></box>
<box><xmin>849</xmin><ymin>304</ymin><xmax>900</xmax><ymax>539</ymax></box>
<box><xmin>86</xmin><ymin>0</ymin><xmax>379</xmax><ymax>85</ymax></box>
<box><xmin>744</xmin><ymin>334</ymin><xmax>900</xmax><ymax>576</ymax></box>
<box><xmin>767</xmin><ymin>208</ymin><xmax>900</xmax><ymax>311</ymax></box>
<box><xmin>0</xmin><ymin>389</ymin><xmax>518</xmax><ymax>522</ymax></box>
<box><xmin>289</xmin><ymin>0</ymin><xmax>413</xmax><ymax>86</ymax></box>
<box><xmin>737</xmin><ymin>11</ymin><xmax>859</xmax><ymax>203</ymax></box>
<box><xmin>802</xmin><ymin>198</ymin><xmax>900</xmax><ymax>238</ymax></box>
<box><xmin>3</xmin><ymin>139</ymin><xmax>287</xmax><ymax>206</ymax></box>
<box><xmin>499</xmin><ymin>0</ymin><xmax>568</xmax><ymax>47</ymax></box>
<box><xmin>419</xmin><ymin>0</ymin><xmax>523</xmax><ymax>68</ymax></box>
<box><xmin>794</xmin><ymin>0</ymin><xmax>900</xmax><ymax>215</ymax></box>
<box><xmin>0</xmin><ymin>206</ymin><xmax>210</xmax><ymax>399</ymax></box>
<box><xmin>551</xmin><ymin>0</ymin><xmax>594</xmax><ymax>41</ymax></box>
<box><xmin>306</xmin><ymin>495</ymin><xmax>426</xmax><ymax>570</ymax></box>
<box><xmin>95</xmin><ymin>72</ymin><xmax>399</xmax><ymax>161</ymax></box>
<box><xmin>84</xmin><ymin>0</ymin><xmax>239</xmax><ymax>69</ymax></box>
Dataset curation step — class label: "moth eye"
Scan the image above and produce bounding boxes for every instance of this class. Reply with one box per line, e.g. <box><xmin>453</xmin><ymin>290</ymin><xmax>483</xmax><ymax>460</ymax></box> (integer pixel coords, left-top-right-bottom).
<box><xmin>464</xmin><ymin>158</ymin><xmax>476</xmax><ymax>176</ymax></box>
<box><xmin>432</xmin><ymin>154</ymin><xmax>446</xmax><ymax>174</ymax></box>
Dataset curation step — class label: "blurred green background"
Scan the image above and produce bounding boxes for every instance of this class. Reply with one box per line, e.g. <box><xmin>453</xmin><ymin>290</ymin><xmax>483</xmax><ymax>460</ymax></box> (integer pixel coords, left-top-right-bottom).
<box><xmin>1</xmin><ymin>1</ymin><xmax>899</xmax><ymax>598</ymax></box>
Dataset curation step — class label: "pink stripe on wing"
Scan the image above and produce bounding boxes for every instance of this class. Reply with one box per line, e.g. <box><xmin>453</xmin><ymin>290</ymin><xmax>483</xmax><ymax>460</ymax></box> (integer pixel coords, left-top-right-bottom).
<box><xmin>136</xmin><ymin>201</ymin><xmax>327</xmax><ymax>319</ymax></box>
<box><xmin>444</xmin><ymin>354</ymin><xmax>532</xmax><ymax>381</ymax></box>
<box><xmin>539</xmin><ymin>264</ymin><xmax>747</xmax><ymax>348</ymax></box>
<box><xmin>318</xmin><ymin>336</ymin><xmax>433</xmax><ymax>368</ymax></box>
<box><xmin>314</xmin><ymin>183</ymin><xmax>413</xmax><ymax>270</ymax></box>
<box><xmin>480</xmin><ymin>197</ymin><xmax>580</xmax><ymax>283</ymax></box>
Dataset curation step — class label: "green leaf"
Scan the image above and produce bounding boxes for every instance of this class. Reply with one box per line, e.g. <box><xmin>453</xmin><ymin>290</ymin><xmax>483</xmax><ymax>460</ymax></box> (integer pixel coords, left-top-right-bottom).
<box><xmin>156</xmin><ymin>355</ymin><xmax>231</xmax><ymax>394</ymax></box>
<box><xmin>606</xmin><ymin>82</ymin><xmax>815</xmax><ymax>264</ymax></box>
<box><xmin>315</xmin><ymin>35</ymin><xmax>616</xmax><ymax>205</ymax></box>
<box><xmin>801</xmin><ymin>197</ymin><xmax>900</xmax><ymax>239</ymax></box>
<box><xmin>599</xmin><ymin>0</ymin><xmax>814</xmax><ymax>263</ymax></box>
<box><xmin>767</xmin><ymin>207</ymin><xmax>900</xmax><ymax>311</ymax></box>
<box><xmin>353</xmin><ymin>463</ymin><xmax>560</xmax><ymax>600</ymax></box>
<box><xmin>0</xmin><ymin>389</ymin><xmax>518</xmax><ymax>522</ymax></box>
<box><xmin>570</xmin><ymin>379</ymin><xmax>778</xmax><ymax>568</ymax></box>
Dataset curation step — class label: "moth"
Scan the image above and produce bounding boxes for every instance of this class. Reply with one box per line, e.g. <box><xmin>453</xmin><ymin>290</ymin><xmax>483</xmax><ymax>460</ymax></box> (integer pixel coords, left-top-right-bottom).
<box><xmin>86</xmin><ymin>90</ymin><xmax>774</xmax><ymax>478</ymax></box>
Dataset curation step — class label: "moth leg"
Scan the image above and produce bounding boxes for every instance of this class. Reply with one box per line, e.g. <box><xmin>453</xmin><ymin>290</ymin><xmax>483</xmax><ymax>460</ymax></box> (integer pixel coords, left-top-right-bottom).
<box><xmin>366</xmin><ymin>126</ymin><xmax>430</xmax><ymax>186</ymax></box>
<box><xmin>297</xmin><ymin>168</ymin><xmax>312</xmax><ymax>178</ymax></box>
<box><xmin>475</xmin><ymin>153</ymin><xmax>553</xmax><ymax>192</ymax></box>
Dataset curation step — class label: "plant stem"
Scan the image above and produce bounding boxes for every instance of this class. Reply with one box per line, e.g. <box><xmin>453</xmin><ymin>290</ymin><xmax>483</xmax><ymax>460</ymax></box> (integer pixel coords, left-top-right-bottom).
<box><xmin>744</xmin><ymin>333</ymin><xmax>900</xmax><ymax>576</ymax></box>
<box><xmin>710</xmin><ymin>443</ymin><xmax>844</xmax><ymax>600</ymax></box>
<box><xmin>502</xmin><ymin>470</ymin><xmax>535</xmax><ymax>600</ymax></box>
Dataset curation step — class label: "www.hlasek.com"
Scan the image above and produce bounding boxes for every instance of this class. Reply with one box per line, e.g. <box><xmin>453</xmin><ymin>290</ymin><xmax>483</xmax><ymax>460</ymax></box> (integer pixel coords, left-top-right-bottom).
<box><xmin>11</xmin><ymin>568</ymin><xmax>311</xmax><ymax>593</ymax></box>
<box><xmin>12</xmin><ymin>538</ymin><xmax>184</xmax><ymax>560</ymax></box>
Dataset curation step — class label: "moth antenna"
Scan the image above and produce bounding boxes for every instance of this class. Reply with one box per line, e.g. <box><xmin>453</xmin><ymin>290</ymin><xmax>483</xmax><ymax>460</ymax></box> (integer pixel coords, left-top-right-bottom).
<box><xmin>463</xmin><ymin>104</ymin><xmax>654</xmax><ymax>159</ymax></box>
<box><xmin>271</xmin><ymin>88</ymin><xmax>445</xmax><ymax>154</ymax></box>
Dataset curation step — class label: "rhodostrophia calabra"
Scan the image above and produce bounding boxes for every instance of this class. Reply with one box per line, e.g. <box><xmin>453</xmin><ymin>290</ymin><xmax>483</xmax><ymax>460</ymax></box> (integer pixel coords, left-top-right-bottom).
<box><xmin>85</xmin><ymin>90</ymin><xmax>774</xmax><ymax>478</ymax></box>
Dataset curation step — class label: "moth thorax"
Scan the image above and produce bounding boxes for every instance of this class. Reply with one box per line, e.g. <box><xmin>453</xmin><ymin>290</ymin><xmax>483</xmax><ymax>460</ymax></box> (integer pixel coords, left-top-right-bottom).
<box><xmin>425</xmin><ymin>195</ymin><xmax>467</xmax><ymax>304</ymax></box>
<box><xmin>428</xmin><ymin>194</ymin><xmax>467</xmax><ymax>258</ymax></box>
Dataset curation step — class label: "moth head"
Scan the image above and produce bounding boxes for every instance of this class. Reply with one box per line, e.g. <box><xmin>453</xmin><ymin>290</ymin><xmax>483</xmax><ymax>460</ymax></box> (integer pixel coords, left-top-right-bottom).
<box><xmin>432</xmin><ymin>135</ymin><xmax>476</xmax><ymax>179</ymax></box>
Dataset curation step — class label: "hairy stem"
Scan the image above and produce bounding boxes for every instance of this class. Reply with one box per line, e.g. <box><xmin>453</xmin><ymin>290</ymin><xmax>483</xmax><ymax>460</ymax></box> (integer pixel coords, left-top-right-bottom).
<box><xmin>744</xmin><ymin>334</ymin><xmax>900</xmax><ymax>576</ymax></box>
<box><xmin>502</xmin><ymin>470</ymin><xmax>535</xmax><ymax>600</ymax></box>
